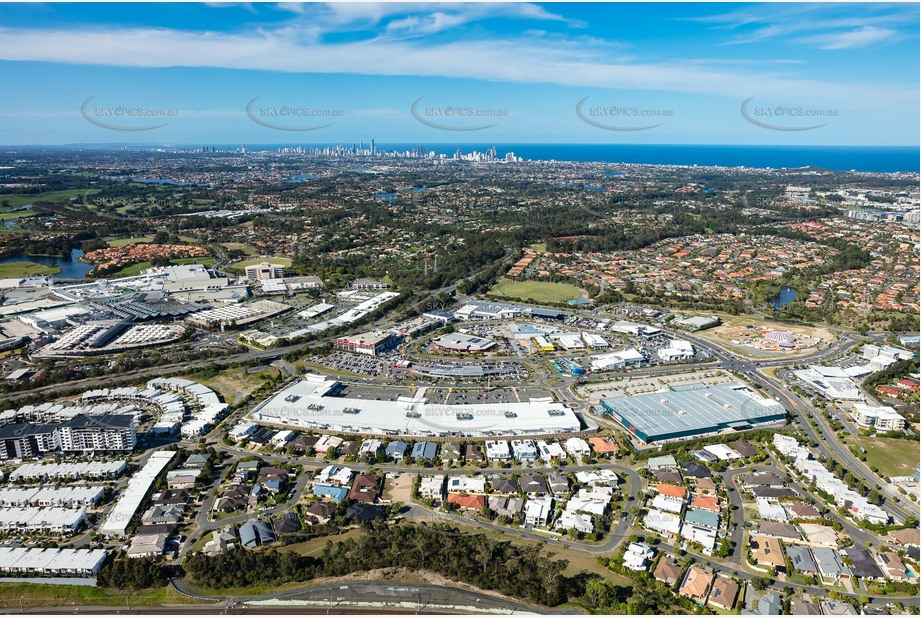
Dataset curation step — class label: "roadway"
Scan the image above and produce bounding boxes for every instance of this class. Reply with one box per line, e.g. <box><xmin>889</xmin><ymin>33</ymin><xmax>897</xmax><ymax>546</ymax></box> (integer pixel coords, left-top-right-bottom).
<box><xmin>3</xmin><ymin>274</ymin><xmax>917</xmax><ymax>611</ymax></box>
<box><xmin>176</xmin><ymin>440</ymin><xmax>642</xmax><ymax>560</ymax></box>
<box><xmin>169</xmin><ymin>579</ymin><xmax>543</xmax><ymax>614</ymax></box>
<box><xmin>178</xmin><ymin>440</ymin><xmax>921</xmax><ymax>609</ymax></box>
<box><xmin>178</xmin><ymin>469</ymin><xmax>311</xmax><ymax>561</ymax></box>
<box><xmin>666</xmin><ymin>327</ymin><xmax>915</xmax><ymax>523</ymax></box>
<box><xmin>646</xmin><ymin>533</ymin><xmax>919</xmax><ymax>608</ymax></box>
<box><xmin>773</xmin><ymin>367</ymin><xmax>915</xmax><ymax>519</ymax></box>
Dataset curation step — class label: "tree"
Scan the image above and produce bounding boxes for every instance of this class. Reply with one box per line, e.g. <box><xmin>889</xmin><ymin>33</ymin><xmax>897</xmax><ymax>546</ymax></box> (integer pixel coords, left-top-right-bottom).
<box><xmin>97</xmin><ymin>554</ymin><xmax>166</xmax><ymax>590</ymax></box>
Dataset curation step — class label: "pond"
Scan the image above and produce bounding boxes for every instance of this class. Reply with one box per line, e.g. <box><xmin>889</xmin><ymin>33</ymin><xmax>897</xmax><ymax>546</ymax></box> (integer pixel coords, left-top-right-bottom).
<box><xmin>768</xmin><ymin>286</ymin><xmax>798</xmax><ymax>310</ymax></box>
<box><xmin>0</xmin><ymin>249</ymin><xmax>94</xmax><ymax>278</ymax></box>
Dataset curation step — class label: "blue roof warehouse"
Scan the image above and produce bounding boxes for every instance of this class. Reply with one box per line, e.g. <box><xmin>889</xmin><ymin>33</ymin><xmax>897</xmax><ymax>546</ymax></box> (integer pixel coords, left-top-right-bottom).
<box><xmin>600</xmin><ymin>383</ymin><xmax>787</xmax><ymax>445</ymax></box>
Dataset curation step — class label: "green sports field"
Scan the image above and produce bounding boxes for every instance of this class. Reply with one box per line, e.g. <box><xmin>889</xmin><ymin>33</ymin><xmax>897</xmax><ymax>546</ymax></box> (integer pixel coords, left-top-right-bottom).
<box><xmin>107</xmin><ymin>236</ymin><xmax>155</xmax><ymax>247</ymax></box>
<box><xmin>107</xmin><ymin>235</ymin><xmax>199</xmax><ymax>247</ymax></box>
<box><xmin>489</xmin><ymin>278</ymin><xmax>586</xmax><ymax>304</ymax></box>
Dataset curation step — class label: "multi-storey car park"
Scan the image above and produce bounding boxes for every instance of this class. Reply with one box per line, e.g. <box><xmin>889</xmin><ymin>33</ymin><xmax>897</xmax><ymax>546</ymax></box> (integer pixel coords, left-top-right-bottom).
<box><xmin>249</xmin><ymin>373</ymin><xmax>584</xmax><ymax>438</ymax></box>
<box><xmin>600</xmin><ymin>383</ymin><xmax>788</xmax><ymax>446</ymax></box>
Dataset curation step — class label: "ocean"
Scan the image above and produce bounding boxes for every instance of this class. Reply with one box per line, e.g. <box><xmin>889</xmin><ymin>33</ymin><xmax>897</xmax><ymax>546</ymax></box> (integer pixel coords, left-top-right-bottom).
<box><xmin>238</xmin><ymin>143</ymin><xmax>919</xmax><ymax>173</ymax></box>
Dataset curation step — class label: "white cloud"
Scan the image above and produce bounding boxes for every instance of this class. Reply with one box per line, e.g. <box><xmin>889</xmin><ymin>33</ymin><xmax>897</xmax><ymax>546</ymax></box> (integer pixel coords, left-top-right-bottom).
<box><xmin>796</xmin><ymin>27</ymin><xmax>897</xmax><ymax>50</ymax></box>
<box><xmin>0</xmin><ymin>23</ymin><xmax>911</xmax><ymax>109</ymax></box>
<box><xmin>385</xmin><ymin>12</ymin><xmax>470</xmax><ymax>36</ymax></box>
<box><xmin>277</xmin><ymin>2</ymin><xmax>582</xmax><ymax>34</ymax></box>
<box><xmin>693</xmin><ymin>3</ymin><xmax>916</xmax><ymax>49</ymax></box>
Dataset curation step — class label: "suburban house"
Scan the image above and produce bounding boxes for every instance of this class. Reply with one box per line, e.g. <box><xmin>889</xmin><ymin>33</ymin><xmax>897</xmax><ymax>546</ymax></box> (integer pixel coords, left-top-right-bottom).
<box><xmin>678</xmin><ymin>566</ymin><xmax>714</xmax><ymax>605</ymax></box>
<box><xmin>588</xmin><ymin>436</ymin><xmax>619</xmax><ymax>457</ymax></box>
<box><xmin>385</xmin><ymin>441</ymin><xmax>408</xmax><ymax>461</ymax></box>
<box><xmin>487</xmin><ymin>477</ymin><xmax>516</xmax><ymax>495</ymax></box>
<box><xmin>447</xmin><ymin>493</ymin><xmax>486</xmax><ymax>511</ymax></box>
<box><xmin>547</xmin><ymin>472</ymin><xmax>571</xmax><ymax>495</ymax></box>
<box><xmin>464</xmin><ymin>443</ymin><xmax>485</xmax><ymax>462</ymax></box>
<box><xmin>786</xmin><ymin>546</ymin><xmax>818</xmax><ymax>576</ymax></box>
<box><xmin>653</xmin><ymin>555</ymin><xmax>684</xmax><ymax>586</ymax></box>
<box><xmin>523</xmin><ymin>497</ymin><xmax>554</xmax><ymax>527</ymax></box>
<box><xmin>750</xmin><ymin>535</ymin><xmax>786</xmax><ymax>572</ymax></box>
<box><xmin>812</xmin><ymin>547</ymin><xmax>852</xmax><ymax>583</ymax></box>
<box><xmin>518</xmin><ymin>474</ymin><xmax>550</xmax><ymax>496</ymax></box>
<box><xmin>417</xmin><ymin>476</ymin><xmax>445</xmax><ymax>501</ymax></box>
<box><xmin>622</xmin><ymin>542</ymin><xmax>655</xmax><ymax>571</ymax></box>
<box><xmin>411</xmin><ymin>441</ymin><xmax>438</xmax><ymax>462</ymax></box>
<box><xmin>707</xmin><ymin>576</ymin><xmax>739</xmax><ymax>611</ymax></box>
<box><xmin>303</xmin><ymin>503</ymin><xmax>337</xmax><ymax>525</ymax></box>
<box><xmin>348</xmin><ymin>474</ymin><xmax>381</xmax><ymax>503</ymax></box>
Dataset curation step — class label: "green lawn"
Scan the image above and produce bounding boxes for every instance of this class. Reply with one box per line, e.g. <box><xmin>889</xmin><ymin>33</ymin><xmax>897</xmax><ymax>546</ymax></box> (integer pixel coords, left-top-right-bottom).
<box><xmin>187</xmin><ymin>533</ymin><xmax>212</xmax><ymax>555</ymax></box>
<box><xmin>285</xmin><ymin>529</ymin><xmax>364</xmax><ymax>556</ymax></box>
<box><xmin>226</xmin><ymin>256</ymin><xmax>292</xmax><ymax>273</ymax></box>
<box><xmin>107</xmin><ymin>236</ymin><xmax>155</xmax><ymax>247</ymax></box>
<box><xmin>109</xmin><ymin>256</ymin><xmax>215</xmax><ymax>277</ymax></box>
<box><xmin>0</xmin><ymin>211</ymin><xmax>33</xmax><ymax>222</ymax></box>
<box><xmin>0</xmin><ymin>583</ymin><xmax>197</xmax><ymax>609</ymax></box>
<box><xmin>0</xmin><ymin>189</ymin><xmax>97</xmax><ymax>209</ymax></box>
<box><xmin>108</xmin><ymin>236</ymin><xmax>199</xmax><ymax>247</ymax></box>
<box><xmin>845</xmin><ymin>436</ymin><xmax>920</xmax><ymax>479</ymax></box>
<box><xmin>489</xmin><ymin>278</ymin><xmax>585</xmax><ymax>304</ymax></box>
<box><xmin>185</xmin><ymin>365</ymin><xmax>275</xmax><ymax>402</ymax></box>
<box><xmin>0</xmin><ymin>261</ymin><xmax>61</xmax><ymax>278</ymax></box>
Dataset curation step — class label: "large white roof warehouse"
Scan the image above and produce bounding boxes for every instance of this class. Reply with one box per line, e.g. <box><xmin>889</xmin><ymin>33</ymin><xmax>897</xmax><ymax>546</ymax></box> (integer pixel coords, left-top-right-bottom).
<box><xmin>250</xmin><ymin>373</ymin><xmax>581</xmax><ymax>438</ymax></box>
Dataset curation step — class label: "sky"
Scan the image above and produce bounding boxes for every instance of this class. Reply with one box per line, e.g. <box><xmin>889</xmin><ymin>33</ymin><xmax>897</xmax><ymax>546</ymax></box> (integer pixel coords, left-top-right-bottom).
<box><xmin>0</xmin><ymin>1</ymin><xmax>917</xmax><ymax>146</ymax></box>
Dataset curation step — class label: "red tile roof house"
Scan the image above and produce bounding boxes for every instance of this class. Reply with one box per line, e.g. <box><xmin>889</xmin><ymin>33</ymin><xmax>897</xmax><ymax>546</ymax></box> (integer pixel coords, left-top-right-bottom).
<box><xmin>678</xmin><ymin>567</ymin><xmax>714</xmax><ymax>605</ymax></box>
<box><xmin>690</xmin><ymin>495</ymin><xmax>720</xmax><ymax>513</ymax></box>
<box><xmin>447</xmin><ymin>493</ymin><xmax>486</xmax><ymax>511</ymax></box>
<box><xmin>657</xmin><ymin>484</ymin><xmax>687</xmax><ymax>500</ymax></box>
<box><xmin>588</xmin><ymin>437</ymin><xmax>620</xmax><ymax>455</ymax></box>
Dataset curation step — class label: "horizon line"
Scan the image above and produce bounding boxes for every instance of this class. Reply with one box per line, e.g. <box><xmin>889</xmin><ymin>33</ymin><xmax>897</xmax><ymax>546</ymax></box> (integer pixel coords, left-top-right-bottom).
<box><xmin>2</xmin><ymin>143</ymin><xmax>919</xmax><ymax>149</ymax></box>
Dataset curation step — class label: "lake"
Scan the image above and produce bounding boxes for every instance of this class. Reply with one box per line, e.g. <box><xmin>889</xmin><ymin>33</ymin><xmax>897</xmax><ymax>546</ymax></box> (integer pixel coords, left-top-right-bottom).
<box><xmin>0</xmin><ymin>249</ymin><xmax>94</xmax><ymax>279</ymax></box>
<box><xmin>768</xmin><ymin>286</ymin><xmax>798</xmax><ymax>310</ymax></box>
<box><xmin>285</xmin><ymin>174</ymin><xmax>317</xmax><ymax>183</ymax></box>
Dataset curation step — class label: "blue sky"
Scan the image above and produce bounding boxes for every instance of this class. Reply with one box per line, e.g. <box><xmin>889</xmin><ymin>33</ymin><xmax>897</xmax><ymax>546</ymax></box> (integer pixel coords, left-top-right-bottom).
<box><xmin>0</xmin><ymin>2</ymin><xmax>917</xmax><ymax>146</ymax></box>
